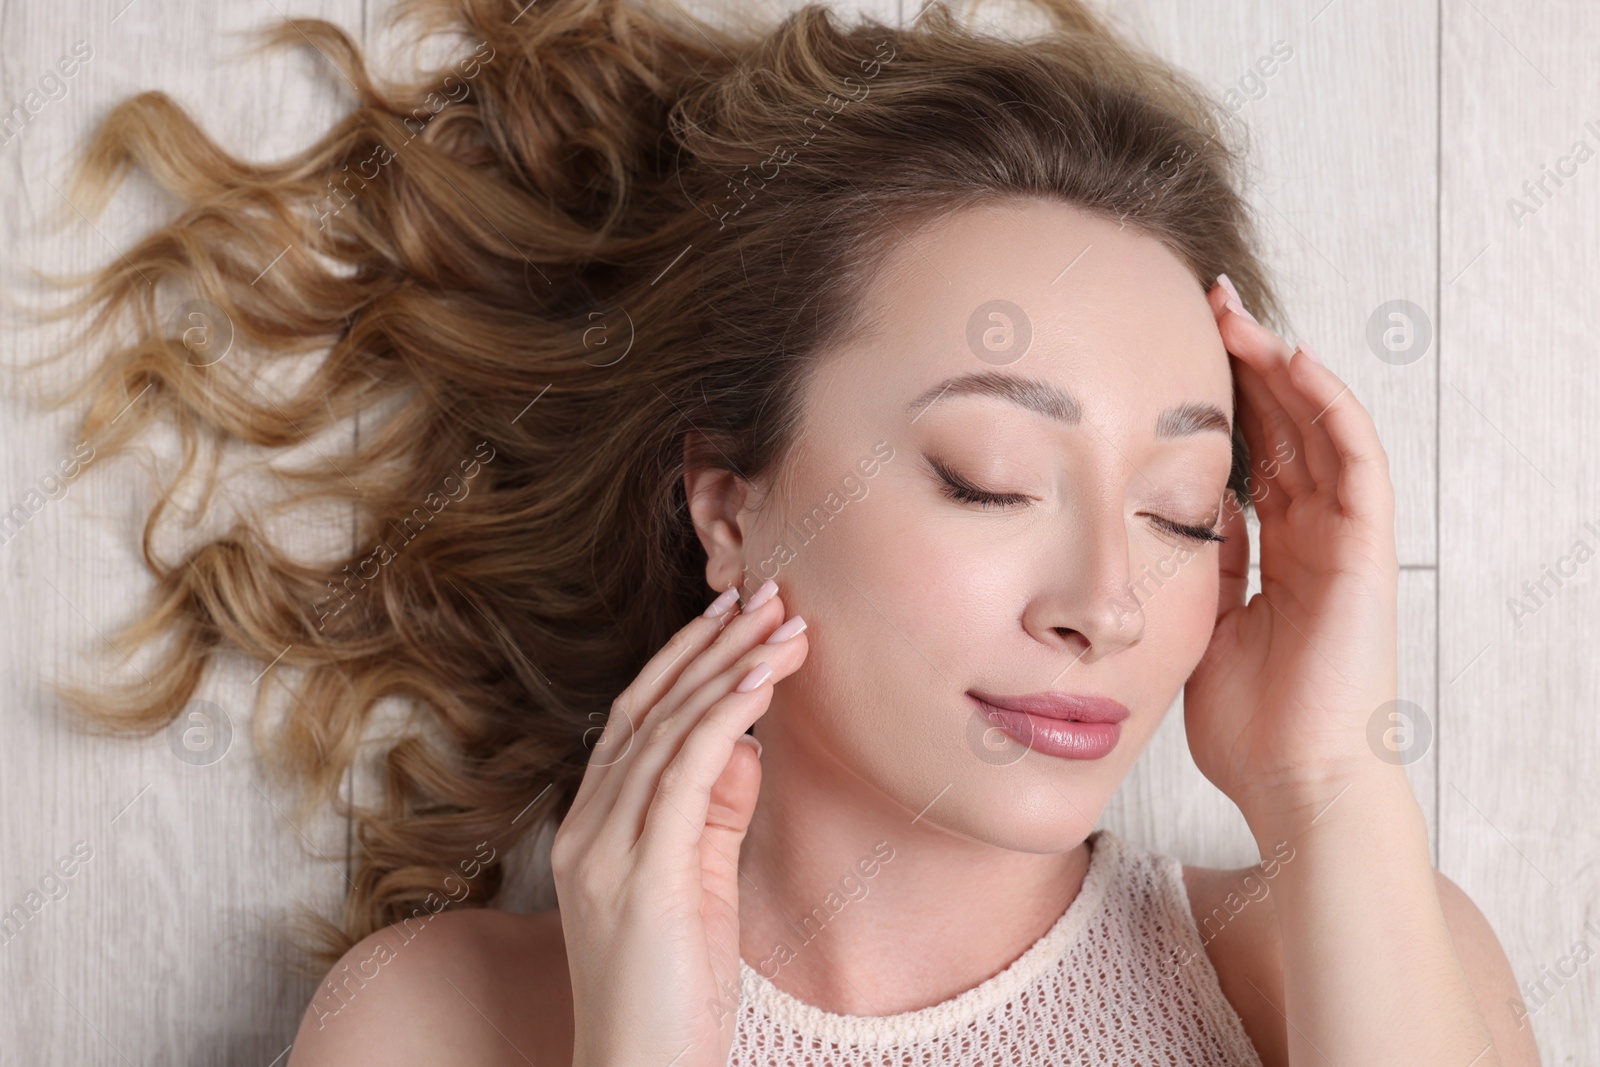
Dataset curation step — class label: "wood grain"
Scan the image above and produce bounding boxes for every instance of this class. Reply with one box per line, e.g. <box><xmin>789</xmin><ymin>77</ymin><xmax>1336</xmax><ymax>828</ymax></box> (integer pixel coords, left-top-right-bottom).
<box><xmin>0</xmin><ymin>0</ymin><xmax>1589</xmax><ymax>1062</ymax></box>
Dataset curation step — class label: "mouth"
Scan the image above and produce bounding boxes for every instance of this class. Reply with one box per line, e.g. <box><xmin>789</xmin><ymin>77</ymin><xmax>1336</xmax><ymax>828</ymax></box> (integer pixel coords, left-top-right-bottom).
<box><xmin>967</xmin><ymin>690</ymin><xmax>1130</xmax><ymax>723</ymax></box>
<box><xmin>967</xmin><ymin>690</ymin><xmax>1129</xmax><ymax>761</ymax></box>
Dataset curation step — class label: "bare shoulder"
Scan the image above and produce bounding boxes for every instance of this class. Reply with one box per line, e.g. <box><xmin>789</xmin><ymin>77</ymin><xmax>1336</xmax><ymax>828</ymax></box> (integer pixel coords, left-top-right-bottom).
<box><xmin>1430</xmin><ymin>870</ymin><xmax>1542</xmax><ymax>1066</ymax></box>
<box><xmin>286</xmin><ymin>905</ymin><xmax>573</xmax><ymax>1067</ymax></box>
<box><xmin>1180</xmin><ymin>861</ymin><xmax>1540</xmax><ymax>1067</ymax></box>
<box><xmin>1180</xmin><ymin>861</ymin><xmax>1288</xmax><ymax>1067</ymax></box>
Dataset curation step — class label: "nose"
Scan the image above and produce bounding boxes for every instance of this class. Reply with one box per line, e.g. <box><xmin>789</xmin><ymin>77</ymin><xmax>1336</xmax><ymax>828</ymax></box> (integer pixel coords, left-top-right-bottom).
<box><xmin>1021</xmin><ymin>511</ymin><xmax>1146</xmax><ymax>663</ymax></box>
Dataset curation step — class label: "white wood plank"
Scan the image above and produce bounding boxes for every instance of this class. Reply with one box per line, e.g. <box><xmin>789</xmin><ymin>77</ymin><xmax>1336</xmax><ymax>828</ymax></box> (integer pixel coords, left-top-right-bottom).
<box><xmin>0</xmin><ymin>0</ymin><xmax>1591</xmax><ymax>1061</ymax></box>
<box><xmin>1440</xmin><ymin>1</ymin><xmax>1600</xmax><ymax>1061</ymax></box>
<box><xmin>0</xmin><ymin>0</ymin><xmax>365</xmax><ymax>1061</ymax></box>
<box><xmin>1113</xmin><ymin>0</ymin><xmax>1438</xmax><ymax>569</ymax></box>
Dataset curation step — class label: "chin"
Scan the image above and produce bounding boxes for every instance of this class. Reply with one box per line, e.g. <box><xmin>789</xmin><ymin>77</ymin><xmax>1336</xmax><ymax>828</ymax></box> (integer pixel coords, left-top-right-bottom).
<box><xmin>927</xmin><ymin>787</ymin><xmax>1109</xmax><ymax>853</ymax></box>
<box><xmin>880</xmin><ymin>753</ymin><xmax>1118</xmax><ymax>854</ymax></box>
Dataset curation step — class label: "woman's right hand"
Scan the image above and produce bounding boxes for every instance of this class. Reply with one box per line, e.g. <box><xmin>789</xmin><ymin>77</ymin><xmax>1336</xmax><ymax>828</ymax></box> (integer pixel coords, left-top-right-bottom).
<box><xmin>550</xmin><ymin>578</ymin><xmax>809</xmax><ymax>1067</ymax></box>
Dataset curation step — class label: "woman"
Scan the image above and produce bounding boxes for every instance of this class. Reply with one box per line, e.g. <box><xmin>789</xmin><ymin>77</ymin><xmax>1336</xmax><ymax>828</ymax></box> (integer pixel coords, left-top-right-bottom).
<box><xmin>31</xmin><ymin>0</ymin><xmax>1534</xmax><ymax>1062</ymax></box>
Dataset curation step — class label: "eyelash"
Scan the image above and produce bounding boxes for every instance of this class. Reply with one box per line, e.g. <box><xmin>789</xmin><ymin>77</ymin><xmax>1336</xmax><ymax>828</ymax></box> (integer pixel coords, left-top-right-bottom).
<box><xmin>930</xmin><ymin>458</ymin><xmax>1229</xmax><ymax>545</ymax></box>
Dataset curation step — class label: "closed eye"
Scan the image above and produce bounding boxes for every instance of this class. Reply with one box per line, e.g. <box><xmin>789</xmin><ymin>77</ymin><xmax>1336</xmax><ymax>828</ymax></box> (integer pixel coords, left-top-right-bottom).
<box><xmin>927</xmin><ymin>455</ymin><xmax>1030</xmax><ymax>509</ymax></box>
<box><xmin>1149</xmin><ymin>516</ymin><xmax>1228</xmax><ymax>544</ymax></box>
<box><xmin>927</xmin><ymin>454</ymin><xmax>1228</xmax><ymax>544</ymax></box>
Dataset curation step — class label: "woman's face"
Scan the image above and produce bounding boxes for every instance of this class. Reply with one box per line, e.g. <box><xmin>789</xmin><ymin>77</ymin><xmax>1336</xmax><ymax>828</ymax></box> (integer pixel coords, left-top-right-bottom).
<box><xmin>733</xmin><ymin>198</ymin><xmax>1236</xmax><ymax>852</ymax></box>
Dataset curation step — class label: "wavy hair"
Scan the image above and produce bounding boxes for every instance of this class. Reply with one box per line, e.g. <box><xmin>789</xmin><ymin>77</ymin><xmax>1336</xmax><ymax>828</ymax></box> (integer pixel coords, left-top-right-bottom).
<box><xmin>16</xmin><ymin>0</ymin><xmax>1281</xmax><ymax>975</ymax></box>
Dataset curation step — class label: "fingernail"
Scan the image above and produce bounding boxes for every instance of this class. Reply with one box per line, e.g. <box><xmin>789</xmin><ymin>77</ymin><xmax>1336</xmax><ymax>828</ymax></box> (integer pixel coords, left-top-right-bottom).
<box><xmin>736</xmin><ymin>661</ymin><xmax>774</xmax><ymax>693</ymax></box>
<box><xmin>1216</xmin><ymin>273</ymin><xmax>1258</xmax><ymax>324</ymax></box>
<box><xmin>1226</xmin><ymin>295</ymin><xmax>1259</xmax><ymax>325</ymax></box>
<box><xmin>703</xmin><ymin>586</ymin><xmax>740</xmax><ymax>618</ymax></box>
<box><xmin>745</xmin><ymin>579</ymin><xmax>778</xmax><ymax>611</ymax></box>
<box><xmin>1296</xmin><ymin>342</ymin><xmax>1323</xmax><ymax>366</ymax></box>
<box><xmin>737</xmin><ymin>732</ymin><xmax>763</xmax><ymax>757</ymax></box>
<box><xmin>764</xmin><ymin>614</ymin><xmax>807</xmax><ymax>644</ymax></box>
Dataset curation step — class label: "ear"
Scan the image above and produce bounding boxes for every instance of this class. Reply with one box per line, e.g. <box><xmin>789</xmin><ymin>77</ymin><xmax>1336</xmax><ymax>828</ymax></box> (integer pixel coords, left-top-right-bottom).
<box><xmin>683</xmin><ymin>431</ymin><xmax>753</xmax><ymax>595</ymax></box>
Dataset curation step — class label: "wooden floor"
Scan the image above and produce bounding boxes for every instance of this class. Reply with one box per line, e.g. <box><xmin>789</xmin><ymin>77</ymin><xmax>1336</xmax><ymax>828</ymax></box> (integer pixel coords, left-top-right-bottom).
<box><xmin>0</xmin><ymin>0</ymin><xmax>1593</xmax><ymax>1061</ymax></box>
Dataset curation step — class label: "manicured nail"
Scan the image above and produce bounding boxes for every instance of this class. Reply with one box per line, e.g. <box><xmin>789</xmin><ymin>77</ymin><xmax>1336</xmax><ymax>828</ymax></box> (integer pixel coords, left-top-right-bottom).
<box><xmin>703</xmin><ymin>586</ymin><xmax>740</xmax><ymax>618</ymax></box>
<box><xmin>764</xmin><ymin>614</ymin><xmax>807</xmax><ymax>644</ymax></box>
<box><xmin>736</xmin><ymin>732</ymin><xmax>763</xmax><ymax>757</ymax></box>
<box><xmin>1296</xmin><ymin>342</ymin><xmax>1323</xmax><ymax>366</ymax></box>
<box><xmin>1216</xmin><ymin>273</ymin><xmax>1258</xmax><ymax>324</ymax></box>
<box><xmin>745</xmin><ymin>579</ymin><xmax>778</xmax><ymax>611</ymax></box>
<box><xmin>735</xmin><ymin>661</ymin><xmax>773</xmax><ymax>693</ymax></box>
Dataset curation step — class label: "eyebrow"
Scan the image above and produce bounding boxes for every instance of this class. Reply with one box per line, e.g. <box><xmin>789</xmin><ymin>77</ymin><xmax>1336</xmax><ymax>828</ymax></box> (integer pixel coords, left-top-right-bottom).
<box><xmin>905</xmin><ymin>370</ymin><xmax>1232</xmax><ymax>439</ymax></box>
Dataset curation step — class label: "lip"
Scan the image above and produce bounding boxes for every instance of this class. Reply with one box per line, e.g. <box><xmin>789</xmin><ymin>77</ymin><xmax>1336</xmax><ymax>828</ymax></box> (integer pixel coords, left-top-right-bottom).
<box><xmin>967</xmin><ymin>691</ymin><xmax>1128</xmax><ymax>761</ymax></box>
<box><xmin>966</xmin><ymin>690</ymin><xmax>1131</xmax><ymax>724</ymax></box>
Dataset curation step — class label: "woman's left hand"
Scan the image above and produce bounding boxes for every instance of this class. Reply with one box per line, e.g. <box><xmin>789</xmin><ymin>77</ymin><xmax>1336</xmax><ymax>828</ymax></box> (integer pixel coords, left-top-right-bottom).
<box><xmin>1181</xmin><ymin>276</ymin><xmax>1402</xmax><ymax>829</ymax></box>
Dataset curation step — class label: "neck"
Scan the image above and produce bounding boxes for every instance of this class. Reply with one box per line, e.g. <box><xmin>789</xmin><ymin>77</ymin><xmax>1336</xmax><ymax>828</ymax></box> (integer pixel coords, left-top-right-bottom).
<box><xmin>737</xmin><ymin>708</ymin><xmax>1094</xmax><ymax>1017</ymax></box>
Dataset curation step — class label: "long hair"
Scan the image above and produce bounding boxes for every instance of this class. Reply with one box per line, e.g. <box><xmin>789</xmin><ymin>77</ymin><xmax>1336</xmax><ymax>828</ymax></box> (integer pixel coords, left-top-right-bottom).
<box><xmin>15</xmin><ymin>0</ymin><xmax>1280</xmax><ymax>975</ymax></box>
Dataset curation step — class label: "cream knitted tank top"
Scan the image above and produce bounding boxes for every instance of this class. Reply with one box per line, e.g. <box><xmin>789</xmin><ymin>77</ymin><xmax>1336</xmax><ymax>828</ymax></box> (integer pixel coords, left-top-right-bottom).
<box><xmin>726</xmin><ymin>828</ymin><xmax>1265</xmax><ymax>1066</ymax></box>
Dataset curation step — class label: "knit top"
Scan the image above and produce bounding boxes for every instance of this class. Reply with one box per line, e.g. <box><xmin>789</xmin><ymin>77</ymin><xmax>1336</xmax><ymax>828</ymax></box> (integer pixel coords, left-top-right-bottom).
<box><xmin>726</xmin><ymin>828</ymin><xmax>1266</xmax><ymax>1066</ymax></box>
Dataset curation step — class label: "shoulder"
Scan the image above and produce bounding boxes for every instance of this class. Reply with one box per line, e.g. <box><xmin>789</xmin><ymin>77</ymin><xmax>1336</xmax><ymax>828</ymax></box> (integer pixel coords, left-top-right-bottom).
<box><xmin>1181</xmin><ymin>861</ymin><xmax>1539</xmax><ymax>1067</ymax></box>
<box><xmin>1430</xmin><ymin>869</ymin><xmax>1542</xmax><ymax>1065</ymax></box>
<box><xmin>286</xmin><ymin>905</ymin><xmax>573</xmax><ymax>1067</ymax></box>
<box><xmin>1180</xmin><ymin>861</ymin><xmax>1288</xmax><ymax>1067</ymax></box>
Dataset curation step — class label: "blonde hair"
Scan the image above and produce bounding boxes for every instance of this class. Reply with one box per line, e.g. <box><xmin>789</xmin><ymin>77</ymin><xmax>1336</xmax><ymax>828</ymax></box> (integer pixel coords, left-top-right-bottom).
<box><xmin>17</xmin><ymin>0</ymin><xmax>1278</xmax><ymax>975</ymax></box>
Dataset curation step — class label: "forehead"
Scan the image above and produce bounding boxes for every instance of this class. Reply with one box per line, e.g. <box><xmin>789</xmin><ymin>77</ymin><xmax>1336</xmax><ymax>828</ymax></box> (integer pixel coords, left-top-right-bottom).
<box><xmin>813</xmin><ymin>198</ymin><xmax>1233</xmax><ymax>432</ymax></box>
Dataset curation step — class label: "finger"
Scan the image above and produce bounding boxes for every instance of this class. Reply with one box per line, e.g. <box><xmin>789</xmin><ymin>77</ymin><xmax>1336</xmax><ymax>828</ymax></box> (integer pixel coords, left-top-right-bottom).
<box><xmin>638</xmin><ymin>587</ymin><xmax>788</xmax><ymax>742</ymax></box>
<box><xmin>1207</xmin><ymin>280</ymin><xmax>1315</xmax><ymax>506</ymax></box>
<box><xmin>1269</xmin><ymin>348</ymin><xmax>1344</xmax><ymax>491</ymax></box>
<box><xmin>1228</xmin><ymin>358</ymin><xmax>1282</xmax><ymax>524</ymax></box>
<box><xmin>1236</xmin><ymin>347</ymin><xmax>1315</xmax><ymax>500</ymax></box>
<box><xmin>1207</xmin><ymin>276</ymin><xmax>1257</xmax><ymax>327</ymax></box>
<box><xmin>1214</xmin><ymin>490</ymin><xmax>1250</xmax><ymax>621</ymax></box>
<box><xmin>1224</xmin><ymin>317</ymin><xmax>1345</xmax><ymax>493</ymax></box>
<box><xmin>1208</xmin><ymin>274</ymin><xmax>1279</xmax><ymax>348</ymax></box>
<box><xmin>567</xmin><ymin>583</ymin><xmax>746</xmax><ymax>821</ymax></box>
<box><xmin>1286</xmin><ymin>349</ymin><xmax>1395</xmax><ymax>523</ymax></box>
<box><xmin>1232</xmin><ymin>354</ymin><xmax>1309</xmax><ymax>514</ymax></box>
<box><xmin>604</xmin><ymin>623</ymin><xmax>807</xmax><ymax>856</ymax></box>
<box><xmin>579</xmin><ymin>587</ymin><xmax>791</xmax><ymax>829</ymax></box>
<box><xmin>633</xmin><ymin>659</ymin><xmax>786</xmax><ymax>873</ymax></box>
<box><xmin>1223</xmin><ymin>327</ymin><xmax>1315</xmax><ymax>505</ymax></box>
<box><xmin>698</xmin><ymin>729</ymin><xmax>766</xmax><ymax>906</ymax></box>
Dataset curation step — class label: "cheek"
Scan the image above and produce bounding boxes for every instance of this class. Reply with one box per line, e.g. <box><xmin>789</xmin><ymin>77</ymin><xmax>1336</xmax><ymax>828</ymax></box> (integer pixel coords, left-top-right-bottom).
<box><xmin>780</xmin><ymin>498</ymin><xmax>1085</xmax><ymax>791</ymax></box>
<box><xmin>792</xmin><ymin>490</ymin><xmax>1015</xmax><ymax>667</ymax></box>
<box><xmin>754</xmin><ymin>488</ymin><xmax>980</xmax><ymax>749</ymax></box>
<box><xmin>1133</xmin><ymin>543</ymin><xmax>1221</xmax><ymax>663</ymax></box>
